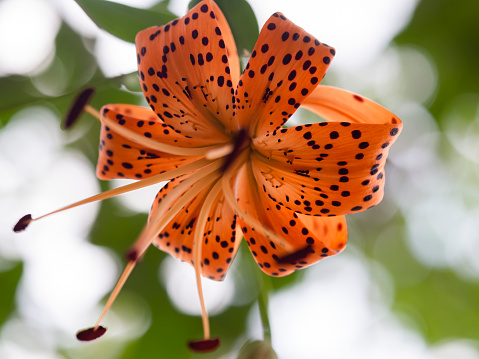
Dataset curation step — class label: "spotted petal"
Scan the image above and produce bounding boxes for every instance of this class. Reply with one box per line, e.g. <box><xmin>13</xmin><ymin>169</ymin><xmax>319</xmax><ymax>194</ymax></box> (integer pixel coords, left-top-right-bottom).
<box><xmin>97</xmin><ymin>104</ymin><xmax>202</xmax><ymax>180</ymax></box>
<box><xmin>235</xmin><ymin>12</ymin><xmax>335</xmax><ymax>136</ymax></box>
<box><xmin>151</xmin><ymin>177</ymin><xmax>240</xmax><ymax>281</ymax></box>
<box><xmin>251</xmin><ymin>87</ymin><xmax>402</xmax><ymax>216</ymax></box>
<box><xmin>235</xmin><ymin>164</ymin><xmax>347</xmax><ymax>276</ymax></box>
<box><xmin>135</xmin><ymin>0</ymin><xmax>240</xmax><ymax>138</ymax></box>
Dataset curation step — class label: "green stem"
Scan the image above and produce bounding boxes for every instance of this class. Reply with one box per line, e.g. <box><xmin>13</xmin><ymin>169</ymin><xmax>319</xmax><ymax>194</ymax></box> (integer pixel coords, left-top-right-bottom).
<box><xmin>257</xmin><ymin>271</ymin><xmax>272</xmax><ymax>342</ymax></box>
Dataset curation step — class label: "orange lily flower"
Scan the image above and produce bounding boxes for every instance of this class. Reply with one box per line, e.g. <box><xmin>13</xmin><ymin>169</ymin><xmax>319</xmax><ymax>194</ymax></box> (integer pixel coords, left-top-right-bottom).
<box><xmin>15</xmin><ymin>0</ymin><xmax>402</xmax><ymax>351</ymax></box>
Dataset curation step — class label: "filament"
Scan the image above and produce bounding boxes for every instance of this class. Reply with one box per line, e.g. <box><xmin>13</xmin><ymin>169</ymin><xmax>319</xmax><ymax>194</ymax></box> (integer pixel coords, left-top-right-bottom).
<box><xmin>192</xmin><ymin>179</ymin><xmax>223</xmax><ymax>340</ymax></box>
<box><xmin>83</xmin><ymin>166</ymin><xmax>222</xmax><ymax>333</ymax></box>
<box><xmin>128</xmin><ymin>168</ymin><xmax>222</xmax><ymax>259</ymax></box>
<box><xmin>221</xmin><ymin>151</ymin><xmax>294</xmax><ymax>252</ymax></box>
<box><xmin>93</xmin><ymin>260</ymin><xmax>137</xmax><ymax>329</ymax></box>
<box><xmin>84</xmin><ymin>104</ymin><xmax>101</xmax><ymax>120</ymax></box>
<box><xmin>22</xmin><ymin>157</ymin><xmax>214</xmax><ymax>226</ymax></box>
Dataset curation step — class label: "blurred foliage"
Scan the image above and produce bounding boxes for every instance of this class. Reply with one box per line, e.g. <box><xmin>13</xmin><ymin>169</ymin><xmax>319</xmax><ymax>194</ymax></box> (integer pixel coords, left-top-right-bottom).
<box><xmin>398</xmin><ymin>270</ymin><xmax>479</xmax><ymax>342</ymax></box>
<box><xmin>75</xmin><ymin>0</ymin><xmax>176</xmax><ymax>43</ymax></box>
<box><xmin>0</xmin><ymin>264</ymin><xmax>22</xmax><ymax>327</ymax></box>
<box><xmin>377</xmin><ymin>0</ymin><xmax>479</xmax><ymax>345</ymax></box>
<box><xmin>394</xmin><ymin>0</ymin><xmax>479</xmax><ymax>125</ymax></box>
<box><xmin>1</xmin><ymin>0</ymin><xmax>479</xmax><ymax>358</ymax></box>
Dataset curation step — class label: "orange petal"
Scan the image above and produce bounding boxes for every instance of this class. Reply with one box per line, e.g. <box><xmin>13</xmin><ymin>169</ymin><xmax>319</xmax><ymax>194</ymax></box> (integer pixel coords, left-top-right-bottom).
<box><xmin>235</xmin><ymin>12</ymin><xmax>335</xmax><ymax>136</ymax></box>
<box><xmin>252</xmin><ymin>87</ymin><xmax>402</xmax><ymax>216</ymax></box>
<box><xmin>135</xmin><ymin>0</ymin><xmax>239</xmax><ymax>137</ymax></box>
<box><xmin>97</xmin><ymin>104</ymin><xmax>202</xmax><ymax>180</ymax></box>
<box><xmin>150</xmin><ymin>177</ymin><xmax>239</xmax><ymax>281</ymax></box>
<box><xmin>301</xmin><ymin>85</ymin><xmax>402</xmax><ymax>125</ymax></box>
<box><xmin>251</xmin><ymin>124</ymin><xmax>398</xmax><ymax>216</ymax></box>
<box><xmin>236</xmin><ymin>165</ymin><xmax>347</xmax><ymax>276</ymax></box>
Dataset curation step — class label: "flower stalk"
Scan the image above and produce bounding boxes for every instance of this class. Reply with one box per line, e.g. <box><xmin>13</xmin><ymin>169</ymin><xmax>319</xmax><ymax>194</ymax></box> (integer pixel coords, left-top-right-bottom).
<box><xmin>257</xmin><ymin>271</ymin><xmax>272</xmax><ymax>342</ymax></box>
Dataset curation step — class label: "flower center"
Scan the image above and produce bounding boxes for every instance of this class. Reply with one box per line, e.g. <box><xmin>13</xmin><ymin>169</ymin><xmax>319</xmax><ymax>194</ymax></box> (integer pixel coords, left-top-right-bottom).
<box><xmin>221</xmin><ymin>128</ymin><xmax>251</xmax><ymax>173</ymax></box>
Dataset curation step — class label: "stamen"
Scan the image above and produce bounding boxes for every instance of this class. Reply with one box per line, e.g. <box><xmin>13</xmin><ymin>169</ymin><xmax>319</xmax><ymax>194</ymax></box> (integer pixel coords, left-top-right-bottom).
<box><xmin>188</xmin><ymin>338</ymin><xmax>220</xmax><ymax>352</ymax></box>
<box><xmin>63</xmin><ymin>88</ymin><xmax>96</xmax><ymax>129</ymax></box>
<box><xmin>13</xmin><ymin>214</ymin><xmax>32</xmax><ymax>232</ymax></box>
<box><xmin>77</xmin><ymin>260</ymin><xmax>137</xmax><ymax>341</ymax></box>
<box><xmin>128</xmin><ymin>164</ymin><xmax>222</xmax><ymax>259</ymax></box>
<box><xmin>76</xmin><ymin>164</ymin><xmax>221</xmax><ymax>341</ymax></box>
<box><xmin>221</xmin><ymin>152</ymin><xmax>294</xmax><ymax>252</ymax></box>
<box><xmin>125</xmin><ymin>248</ymin><xmax>140</xmax><ymax>262</ymax></box>
<box><xmin>84</xmin><ymin>104</ymin><xmax>101</xmax><ymax>121</ymax></box>
<box><xmin>13</xmin><ymin>157</ymin><xmax>214</xmax><ymax>230</ymax></box>
<box><xmin>192</xmin><ymin>180</ymin><xmax>223</xmax><ymax>342</ymax></box>
<box><xmin>76</xmin><ymin>325</ymin><xmax>107</xmax><ymax>341</ymax></box>
<box><xmin>101</xmin><ymin>111</ymin><xmax>229</xmax><ymax>157</ymax></box>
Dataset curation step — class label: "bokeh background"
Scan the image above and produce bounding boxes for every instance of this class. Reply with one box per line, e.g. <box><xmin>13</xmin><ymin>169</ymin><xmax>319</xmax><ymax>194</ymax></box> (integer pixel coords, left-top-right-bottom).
<box><xmin>1</xmin><ymin>0</ymin><xmax>479</xmax><ymax>358</ymax></box>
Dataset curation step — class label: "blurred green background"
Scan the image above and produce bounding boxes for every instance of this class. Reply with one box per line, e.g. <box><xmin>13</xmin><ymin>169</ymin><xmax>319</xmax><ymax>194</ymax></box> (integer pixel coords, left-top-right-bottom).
<box><xmin>1</xmin><ymin>0</ymin><xmax>479</xmax><ymax>358</ymax></box>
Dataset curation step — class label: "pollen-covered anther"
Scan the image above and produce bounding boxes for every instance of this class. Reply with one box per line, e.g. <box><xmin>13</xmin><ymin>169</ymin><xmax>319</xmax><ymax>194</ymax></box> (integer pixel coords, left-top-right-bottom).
<box><xmin>13</xmin><ymin>214</ymin><xmax>33</xmax><ymax>232</ymax></box>
<box><xmin>76</xmin><ymin>326</ymin><xmax>107</xmax><ymax>341</ymax></box>
<box><xmin>277</xmin><ymin>245</ymin><xmax>315</xmax><ymax>264</ymax></box>
<box><xmin>187</xmin><ymin>338</ymin><xmax>221</xmax><ymax>352</ymax></box>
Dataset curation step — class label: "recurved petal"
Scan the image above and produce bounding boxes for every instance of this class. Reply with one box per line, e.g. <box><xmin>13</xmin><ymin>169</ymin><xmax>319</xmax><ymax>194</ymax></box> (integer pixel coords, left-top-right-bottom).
<box><xmin>235</xmin><ymin>12</ymin><xmax>335</xmax><ymax>136</ymax></box>
<box><xmin>136</xmin><ymin>0</ymin><xmax>240</xmax><ymax>137</ymax></box>
<box><xmin>97</xmin><ymin>104</ymin><xmax>201</xmax><ymax>180</ymax></box>
<box><xmin>151</xmin><ymin>177</ymin><xmax>239</xmax><ymax>281</ymax></box>
<box><xmin>301</xmin><ymin>85</ymin><xmax>402</xmax><ymax>125</ymax></box>
<box><xmin>252</xmin><ymin>87</ymin><xmax>402</xmax><ymax>216</ymax></box>
<box><xmin>235</xmin><ymin>164</ymin><xmax>347</xmax><ymax>277</ymax></box>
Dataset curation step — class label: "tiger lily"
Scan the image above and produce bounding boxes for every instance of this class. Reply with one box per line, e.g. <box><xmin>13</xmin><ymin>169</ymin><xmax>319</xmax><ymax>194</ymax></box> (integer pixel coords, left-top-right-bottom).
<box><xmin>15</xmin><ymin>0</ymin><xmax>402</xmax><ymax>351</ymax></box>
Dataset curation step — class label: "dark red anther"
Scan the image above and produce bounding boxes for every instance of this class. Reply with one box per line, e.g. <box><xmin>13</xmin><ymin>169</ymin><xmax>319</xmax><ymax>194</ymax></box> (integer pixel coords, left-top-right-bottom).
<box><xmin>63</xmin><ymin>87</ymin><xmax>95</xmax><ymax>129</ymax></box>
<box><xmin>187</xmin><ymin>338</ymin><xmax>220</xmax><ymax>352</ymax></box>
<box><xmin>13</xmin><ymin>214</ymin><xmax>32</xmax><ymax>232</ymax></box>
<box><xmin>125</xmin><ymin>249</ymin><xmax>139</xmax><ymax>262</ymax></box>
<box><xmin>277</xmin><ymin>245</ymin><xmax>315</xmax><ymax>264</ymax></box>
<box><xmin>76</xmin><ymin>326</ymin><xmax>107</xmax><ymax>341</ymax></box>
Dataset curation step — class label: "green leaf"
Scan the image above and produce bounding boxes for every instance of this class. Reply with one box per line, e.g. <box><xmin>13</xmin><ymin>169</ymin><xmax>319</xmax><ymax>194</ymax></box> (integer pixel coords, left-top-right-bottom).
<box><xmin>148</xmin><ymin>0</ymin><xmax>172</xmax><ymax>14</ymax></box>
<box><xmin>394</xmin><ymin>270</ymin><xmax>479</xmax><ymax>343</ymax></box>
<box><xmin>0</xmin><ymin>263</ymin><xmax>23</xmax><ymax>326</ymax></box>
<box><xmin>189</xmin><ymin>0</ymin><xmax>259</xmax><ymax>54</ymax></box>
<box><xmin>0</xmin><ymin>23</ymin><xmax>106</xmax><ymax>124</ymax></box>
<box><xmin>0</xmin><ymin>76</ymin><xmax>43</xmax><ymax>123</ymax></box>
<box><xmin>75</xmin><ymin>0</ymin><xmax>177</xmax><ymax>43</ymax></box>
